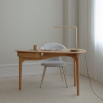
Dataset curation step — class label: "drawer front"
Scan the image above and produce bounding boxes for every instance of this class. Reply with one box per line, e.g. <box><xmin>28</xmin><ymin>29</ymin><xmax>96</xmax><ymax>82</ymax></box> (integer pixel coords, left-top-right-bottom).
<box><xmin>18</xmin><ymin>52</ymin><xmax>41</xmax><ymax>58</ymax></box>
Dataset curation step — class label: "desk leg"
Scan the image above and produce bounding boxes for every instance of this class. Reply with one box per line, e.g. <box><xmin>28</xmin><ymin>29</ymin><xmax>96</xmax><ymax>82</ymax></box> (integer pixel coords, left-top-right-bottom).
<box><xmin>76</xmin><ymin>55</ymin><xmax>79</xmax><ymax>96</ymax></box>
<box><xmin>19</xmin><ymin>57</ymin><xmax>23</xmax><ymax>90</ymax></box>
<box><xmin>74</xmin><ymin>59</ymin><xmax>76</xmax><ymax>86</ymax></box>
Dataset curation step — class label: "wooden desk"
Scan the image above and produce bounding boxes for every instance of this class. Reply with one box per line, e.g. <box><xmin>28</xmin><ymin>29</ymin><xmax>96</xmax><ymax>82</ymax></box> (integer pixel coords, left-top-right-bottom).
<box><xmin>16</xmin><ymin>49</ymin><xmax>86</xmax><ymax>96</ymax></box>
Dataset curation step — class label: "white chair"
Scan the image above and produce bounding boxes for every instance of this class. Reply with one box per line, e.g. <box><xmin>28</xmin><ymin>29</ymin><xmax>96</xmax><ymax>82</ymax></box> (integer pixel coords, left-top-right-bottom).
<box><xmin>40</xmin><ymin>43</ymin><xmax>68</xmax><ymax>88</ymax></box>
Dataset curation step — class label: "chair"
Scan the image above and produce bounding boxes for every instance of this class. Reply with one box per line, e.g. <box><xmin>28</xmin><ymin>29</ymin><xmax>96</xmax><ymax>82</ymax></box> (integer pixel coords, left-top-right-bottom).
<box><xmin>40</xmin><ymin>43</ymin><xmax>68</xmax><ymax>88</ymax></box>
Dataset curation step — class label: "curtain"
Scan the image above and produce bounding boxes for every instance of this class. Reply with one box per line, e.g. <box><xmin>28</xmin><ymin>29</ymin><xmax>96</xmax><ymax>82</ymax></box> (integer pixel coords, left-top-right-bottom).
<box><xmin>79</xmin><ymin>0</ymin><xmax>103</xmax><ymax>84</ymax></box>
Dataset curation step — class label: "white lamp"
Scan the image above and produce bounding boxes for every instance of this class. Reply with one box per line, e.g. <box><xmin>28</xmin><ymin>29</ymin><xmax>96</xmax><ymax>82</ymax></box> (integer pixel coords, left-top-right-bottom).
<box><xmin>54</xmin><ymin>26</ymin><xmax>79</xmax><ymax>52</ymax></box>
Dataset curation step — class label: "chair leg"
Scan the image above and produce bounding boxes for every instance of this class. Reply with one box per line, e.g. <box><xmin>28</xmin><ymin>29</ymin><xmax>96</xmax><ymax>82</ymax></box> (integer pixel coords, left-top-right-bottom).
<box><xmin>42</xmin><ymin>67</ymin><xmax>47</xmax><ymax>82</ymax></box>
<box><xmin>59</xmin><ymin>67</ymin><xmax>63</xmax><ymax>81</ymax></box>
<box><xmin>62</xmin><ymin>67</ymin><xmax>68</xmax><ymax>88</ymax></box>
<box><xmin>40</xmin><ymin>66</ymin><xmax>47</xmax><ymax>88</ymax></box>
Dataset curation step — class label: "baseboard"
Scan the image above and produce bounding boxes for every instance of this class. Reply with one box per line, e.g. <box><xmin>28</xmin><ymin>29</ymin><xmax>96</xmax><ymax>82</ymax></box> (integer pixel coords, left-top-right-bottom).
<box><xmin>0</xmin><ymin>62</ymin><xmax>73</xmax><ymax>77</ymax></box>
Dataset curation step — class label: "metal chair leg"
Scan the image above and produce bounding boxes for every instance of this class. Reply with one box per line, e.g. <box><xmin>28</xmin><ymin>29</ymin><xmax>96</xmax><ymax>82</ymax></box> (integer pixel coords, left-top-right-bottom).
<box><xmin>62</xmin><ymin>67</ymin><xmax>68</xmax><ymax>88</ymax></box>
<box><xmin>59</xmin><ymin>67</ymin><xmax>63</xmax><ymax>81</ymax></box>
<box><xmin>40</xmin><ymin>67</ymin><xmax>47</xmax><ymax>88</ymax></box>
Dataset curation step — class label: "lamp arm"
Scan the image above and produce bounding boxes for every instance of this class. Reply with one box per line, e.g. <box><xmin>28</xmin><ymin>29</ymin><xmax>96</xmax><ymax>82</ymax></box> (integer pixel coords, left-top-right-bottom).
<box><xmin>54</xmin><ymin>26</ymin><xmax>78</xmax><ymax>50</ymax></box>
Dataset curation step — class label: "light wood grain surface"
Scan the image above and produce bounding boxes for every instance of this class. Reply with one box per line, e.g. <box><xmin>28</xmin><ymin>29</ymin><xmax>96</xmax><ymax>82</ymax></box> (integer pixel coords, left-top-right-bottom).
<box><xmin>15</xmin><ymin>48</ymin><xmax>86</xmax><ymax>54</ymax></box>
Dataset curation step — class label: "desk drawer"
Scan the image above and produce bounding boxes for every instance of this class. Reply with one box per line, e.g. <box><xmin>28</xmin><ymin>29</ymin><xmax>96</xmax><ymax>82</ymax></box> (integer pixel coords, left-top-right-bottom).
<box><xmin>18</xmin><ymin>52</ymin><xmax>41</xmax><ymax>58</ymax></box>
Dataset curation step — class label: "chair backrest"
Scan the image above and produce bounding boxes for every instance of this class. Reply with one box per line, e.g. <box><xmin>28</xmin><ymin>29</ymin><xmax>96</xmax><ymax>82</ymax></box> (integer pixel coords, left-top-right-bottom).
<box><xmin>40</xmin><ymin>43</ymin><xmax>66</xmax><ymax>61</ymax></box>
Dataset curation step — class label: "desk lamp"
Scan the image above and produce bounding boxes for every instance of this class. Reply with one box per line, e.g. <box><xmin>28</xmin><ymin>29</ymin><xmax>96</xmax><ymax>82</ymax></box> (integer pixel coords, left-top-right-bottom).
<box><xmin>54</xmin><ymin>26</ymin><xmax>79</xmax><ymax>52</ymax></box>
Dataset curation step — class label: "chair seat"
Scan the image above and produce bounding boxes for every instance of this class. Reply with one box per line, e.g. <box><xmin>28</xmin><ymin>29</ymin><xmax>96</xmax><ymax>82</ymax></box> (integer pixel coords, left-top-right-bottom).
<box><xmin>41</xmin><ymin>61</ymin><xmax>67</xmax><ymax>67</ymax></box>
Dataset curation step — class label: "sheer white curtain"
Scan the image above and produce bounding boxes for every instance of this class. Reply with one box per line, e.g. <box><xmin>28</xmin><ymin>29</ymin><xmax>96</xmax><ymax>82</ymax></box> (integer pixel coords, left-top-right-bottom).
<box><xmin>79</xmin><ymin>0</ymin><xmax>103</xmax><ymax>84</ymax></box>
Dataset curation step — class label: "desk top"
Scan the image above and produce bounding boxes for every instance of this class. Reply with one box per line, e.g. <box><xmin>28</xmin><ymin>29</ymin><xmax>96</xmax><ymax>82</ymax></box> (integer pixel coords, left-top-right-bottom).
<box><xmin>15</xmin><ymin>48</ymin><xmax>86</xmax><ymax>54</ymax></box>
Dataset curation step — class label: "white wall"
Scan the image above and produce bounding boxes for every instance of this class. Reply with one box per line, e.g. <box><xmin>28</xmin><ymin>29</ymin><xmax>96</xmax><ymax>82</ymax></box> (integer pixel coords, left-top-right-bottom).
<box><xmin>0</xmin><ymin>0</ymin><xmax>63</xmax><ymax>65</ymax></box>
<box><xmin>0</xmin><ymin>0</ymin><xmax>79</xmax><ymax>77</ymax></box>
<box><xmin>63</xmin><ymin>0</ymin><xmax>79</xmax><ymax>62</ymax></box>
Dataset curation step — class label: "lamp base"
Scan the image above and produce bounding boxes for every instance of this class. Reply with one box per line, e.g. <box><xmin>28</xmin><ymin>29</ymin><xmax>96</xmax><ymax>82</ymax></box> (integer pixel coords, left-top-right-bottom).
<box><xmin>71</xmin><ymin>50</ymin><xmax>80</xmax><ymax>52</ymax></box>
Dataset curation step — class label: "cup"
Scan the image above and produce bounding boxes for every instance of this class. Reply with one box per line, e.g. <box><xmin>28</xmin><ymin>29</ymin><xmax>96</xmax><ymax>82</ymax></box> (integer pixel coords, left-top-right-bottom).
<box><xmin>34</xmin><ymin>45</ymin><xmax>38</xmax><ymax>50</ymax></box>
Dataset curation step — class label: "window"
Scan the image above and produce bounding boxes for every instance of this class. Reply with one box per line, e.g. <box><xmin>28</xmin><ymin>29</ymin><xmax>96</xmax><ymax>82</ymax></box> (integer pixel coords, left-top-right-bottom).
<box><xmin>94</xmin><ymin>0</ymin><xmax>103</xmax><ymax>46</ymax></box>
